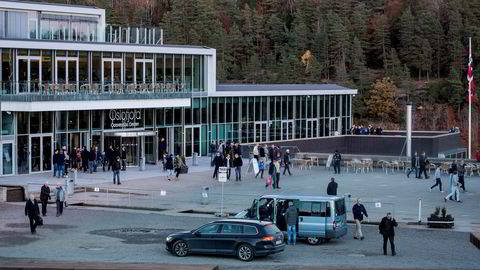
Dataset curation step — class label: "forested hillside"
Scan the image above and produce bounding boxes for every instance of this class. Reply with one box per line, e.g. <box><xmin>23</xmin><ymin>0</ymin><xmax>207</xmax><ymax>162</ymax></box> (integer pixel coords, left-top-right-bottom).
<box><xmin>35</xmin><ymin>0</ymin><xmax>480</xmax><ymax>147</ymax></box>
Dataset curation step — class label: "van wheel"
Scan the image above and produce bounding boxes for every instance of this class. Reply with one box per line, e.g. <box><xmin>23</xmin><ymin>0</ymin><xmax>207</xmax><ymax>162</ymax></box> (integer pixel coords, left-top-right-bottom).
<box><xmin>237</xmin><ymin>244</ymin><xmax>254</xmax><ymax>261</ymax></box>
<box><xmin>307</xmin><ymin>237</ymin><xmax>320</xmax><ymax>245</ymax></box>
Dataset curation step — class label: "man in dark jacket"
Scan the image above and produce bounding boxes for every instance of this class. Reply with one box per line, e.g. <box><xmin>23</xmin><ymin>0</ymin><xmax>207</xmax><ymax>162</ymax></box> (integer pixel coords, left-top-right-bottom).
<box><xmin>352</xmin><ymin>199</ymin><xmax>368</xmax><ymax>240</ymax></box>
<box><xmin>233</xmin><ymin>154</ymin><xmax>243</xmax><ymax>181</ymax></box>
<box><xmin>333</xmin><ymin>150</ymin><xmax>342</xmax><ymax>174</ymax></box>
<box><xmin>40</xmin><ymin>182</ymin><xmax>51</xmax><ymax>216</ymax></box>
<box><xmin>284</xmin><ymin>201</ymin><xmax>299</xmax><ymax>245</ymax></box>
<box><xmin>57</xmin><ymin>150</ymin><xmax>65</xmax><ymax>178</ymax></box>
<box><xmin>418</xmin><ymin>151</ymin><xmax>429</xmax><ymax>179</ymax></box>
<box><xmin>112</xmin><ymin>156</ymin><xmax>121</xmax><ymax>185</ymax></box>
<box><xmin>379</xmin><ymin>212</ymin><xmax>398</xmax><ymax>256</ymax></box>
<box><xmin>121</xmin><ymin>146</ymin><xmax>127</xmax><ymax>171</ymax></box>
<box><xmin>283</xmin><ymin>149</ymin><xmax>292</xmax><ymax>176</ymax></box>
<box><xmin>212</xmin><ymin>152</ymin><xmax>223</xmax><ymax>179</ymax></box>
<box><xmin>25</xmin><ymin>194</ymin><xmax>40</xmax><ymax>234</ymax></box>
<box><xmin>327</xmin><ymin>177</ymin><xmax>338</xmax><ymax>195</ymax></box>
<box><xmin>407</xmin><ymin>152</ymin><xmax>419</xmax><ymax>178</ymax></box>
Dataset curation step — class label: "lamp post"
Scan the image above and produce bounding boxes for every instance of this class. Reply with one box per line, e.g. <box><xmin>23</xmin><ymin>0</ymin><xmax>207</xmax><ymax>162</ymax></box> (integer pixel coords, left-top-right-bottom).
<box><xmin>406</xmin><ymin>102</ymin><xmax>413</xmax><ymax>158</ymax></box>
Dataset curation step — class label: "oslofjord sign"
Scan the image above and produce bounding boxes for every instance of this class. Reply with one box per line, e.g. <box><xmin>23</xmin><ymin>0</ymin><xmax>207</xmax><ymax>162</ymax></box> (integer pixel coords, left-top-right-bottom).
<box><xmin>109</xmin><ymin>109</ymin><xmax>141</xmax><ymax>128</ymax></box>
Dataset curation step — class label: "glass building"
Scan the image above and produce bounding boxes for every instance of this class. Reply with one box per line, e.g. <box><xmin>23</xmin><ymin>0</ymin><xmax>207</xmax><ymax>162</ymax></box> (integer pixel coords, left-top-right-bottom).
<box><xmin>0</xmin><ymin>1</ymin><xmax>356</xmax><ymax>176</ymax></box>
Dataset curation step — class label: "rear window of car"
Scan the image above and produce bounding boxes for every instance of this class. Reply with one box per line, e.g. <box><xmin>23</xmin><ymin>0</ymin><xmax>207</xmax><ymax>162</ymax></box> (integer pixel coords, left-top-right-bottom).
<box><xmin>243</xmin><ymin>225</ymin><xmax>258</xmax><ymax>235</ymax></box>
<box><xmin>335</xmin><ymin>199</ymin><xmax>346</xmax><ymax>216</ymax></box>
<box><xmin>263</xmin><ymin>224</ymin><xmax>281</xmax><ymax>235</ymax></box>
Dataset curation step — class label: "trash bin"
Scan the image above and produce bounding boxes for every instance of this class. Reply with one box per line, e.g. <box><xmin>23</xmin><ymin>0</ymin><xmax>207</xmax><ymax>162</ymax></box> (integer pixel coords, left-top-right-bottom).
<box><xmin>193</xmin><ymin>152</ymin><xmax>199</xmax><ymax>166</ymax></box>
<box><xmin>139</xmin><ymin>156</ymin><xmax>146</xmax><ymax>171</ymax></box>
<box><xmin>201</xmin><ymin>186</ymin><xmax>209</xmax><ymax>205</ymax></box>
<box><xmin>65</xmin><ymin>179</ymin><xmax>74</xmax><ymax>195</ymax></box>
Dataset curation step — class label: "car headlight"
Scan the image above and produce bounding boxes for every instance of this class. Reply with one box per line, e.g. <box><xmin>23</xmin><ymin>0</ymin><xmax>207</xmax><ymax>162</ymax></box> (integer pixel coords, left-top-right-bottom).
<box><xmin>166</xmin><ymin>236</ymin><xmax>173</xmax><ymax>242</ymax></box>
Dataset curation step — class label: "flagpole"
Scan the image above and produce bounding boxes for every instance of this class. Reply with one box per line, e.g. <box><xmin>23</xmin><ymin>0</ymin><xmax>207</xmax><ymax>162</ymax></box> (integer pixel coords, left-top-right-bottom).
<box><xmin>468</xmin><ymin>37</ymin><xmax>472</xmax><ymax>159</ymax></box>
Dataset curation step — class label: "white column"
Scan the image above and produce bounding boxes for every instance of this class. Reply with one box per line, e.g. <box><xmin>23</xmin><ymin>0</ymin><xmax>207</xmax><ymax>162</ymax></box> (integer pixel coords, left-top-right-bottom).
<box><xmin>406</xmin><ymin>102</ymin><xmax>412</xmax><ymax>157</ymax></box>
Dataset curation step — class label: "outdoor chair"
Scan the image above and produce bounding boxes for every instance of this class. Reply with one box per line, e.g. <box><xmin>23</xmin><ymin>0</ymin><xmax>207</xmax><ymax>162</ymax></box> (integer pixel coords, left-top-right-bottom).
<box><xmin>126</xmin><ymin>83</ymin><xmax>137</xmax><ymax>93</ymax></box>
<box><xmin>427</xmin><ymin>163</ymin><xmax>436</xmax><ymax>174</ymax></box>
<box><xmin>364</xmin><ymin>159</ymin><xmax>374</xmax><ymax>172</ymax></box>
<box><xmin>344</xmin><ymin>160</ymin><xmax>354</xmax><ymax>173</ymax></box>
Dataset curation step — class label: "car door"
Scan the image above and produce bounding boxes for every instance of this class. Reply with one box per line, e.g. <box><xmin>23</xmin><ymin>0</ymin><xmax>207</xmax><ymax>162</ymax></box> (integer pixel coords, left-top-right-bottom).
<box><xmin>215</xmin><ymin>223</ymin><xmax>244</xmax><ymax>255</ymax></box>
<box><xmin>188</xmin><ymin>223</ymin><xmax>221</xmax><ymax>253</ymax></box>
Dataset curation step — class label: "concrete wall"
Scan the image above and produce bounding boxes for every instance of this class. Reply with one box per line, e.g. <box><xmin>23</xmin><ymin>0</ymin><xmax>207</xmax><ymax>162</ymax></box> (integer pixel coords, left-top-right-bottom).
<box><xmin>272</xmin><ymin>132</ymin><xmax>461</xmax><ymax>157</ymax></box>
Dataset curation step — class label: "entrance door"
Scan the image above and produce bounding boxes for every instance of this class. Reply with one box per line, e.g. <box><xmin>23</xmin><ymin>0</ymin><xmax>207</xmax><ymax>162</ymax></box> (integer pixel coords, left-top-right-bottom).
<box><xmin>16</xmin><ymin>56</ymin><xmax>41</xmax><ymax>93</ymax></box>
<box><xmin>281</xmin><ymin>121</ymin><xmax>293</xmax><ymax>141</ymax></box>
<box><xmin>134</xmin><ymin>59</ymin><xmax>154</xmax><ymax>85</ymax></box>
<box><xmin>329</xmin><ymin>118</ymin><xmax>340</xmax><ymax>136</ymax></box>
<box><xmin>30</xmin><ymin>135</ymin><xmax>52</xmax><ymax>173</ymax></box>
<box><xmin>184</xmin><ymin>126</ymin><xmax>201</xmax><ymax>157</ymax></box>
<box><xmin>1</xmin><ymin>141</ymin><xmax>14</xmax><ymax>176</ymax></box>
<box><xmin>307</xmin><ymin>119</ymin><xmax>318</xmax><ymax>138</ymax></box>
<box><xmin>122</xmin><ymin>137</ymin><xmax>138</xmax><ymax>166</ymax></box>
<box><xmin>254</xmin><ymin>122</ymin><xmax>268</xmax><ymax>142</ymax></box>
<box><xmin>56</xmin><ymin>57</ymin><xmax>78</xmax><ymax>88</ymax></box>
<box><xmin>145</xmin><ymin>135</ymin><xmax>156</xmax><ymax>164</ymax></box>
<box><xmin>102</xmin><ymin>59</ymin><xmax>123</xmax><ymax>92</ymax></box>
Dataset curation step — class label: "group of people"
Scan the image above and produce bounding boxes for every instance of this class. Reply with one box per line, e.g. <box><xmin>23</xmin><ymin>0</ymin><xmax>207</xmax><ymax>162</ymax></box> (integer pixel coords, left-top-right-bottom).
<box><xmin>407</xmin><ymin>151</ymin><xmax>430</xmax><ymax>179</ymax></box>
<box><xmin>349</xmin><ymin>125</ymin><xmax>384</xmax><ymax>135</ymax></box>
<box><xmin>255</xmin><ymin>144</ymin><xmax>292</xmax><ymax>189</ymax></box>
<box><xmin>163</xmin><ymin>153</ymin><xmax>186</xmax><ymax>181</ymax></box>
<box><xmin>430</xmin><ymin>161</ymin><xmax>468</xmax><ymax>203</ymax></box>
<box><xmin>25</xmin><ymin>182</ymin><xmax>66</xmax><ymax>234</ymax></box>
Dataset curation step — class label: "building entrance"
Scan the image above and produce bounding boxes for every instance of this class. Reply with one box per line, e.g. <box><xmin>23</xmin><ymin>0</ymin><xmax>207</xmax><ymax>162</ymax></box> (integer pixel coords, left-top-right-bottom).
<box><xmin>30</xmin><ymin>135</ymin><xmax>52</xmax><ymax>173</ymax></box>
<box><xmin>104</xmin><ymin>131</ymin><xmax>156</xmax><ymax>167</ymax></box>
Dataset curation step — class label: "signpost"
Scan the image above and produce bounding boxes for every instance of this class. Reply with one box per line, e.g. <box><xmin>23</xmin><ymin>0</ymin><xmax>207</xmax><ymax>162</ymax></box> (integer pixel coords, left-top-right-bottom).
<box><xmin>217</xmin><ymin>167</ymin><xmax>228</xmax><ymax>217</ymax></box>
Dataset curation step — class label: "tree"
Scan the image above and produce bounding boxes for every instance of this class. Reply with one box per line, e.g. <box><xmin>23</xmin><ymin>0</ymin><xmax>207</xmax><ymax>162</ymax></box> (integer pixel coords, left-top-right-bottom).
<box><xmin>350</xmin><ymin>36</ymin><xmax>368</xmax><ymax>90</ymax></box>
<box><xmin>397</xmin><ymin>6</ymin><xmax>415</xmax><ymax>70</ymax></box>
<box><xmin>370</xmin><ymin>14</ymin><xmax>390</xmax><ymax>69</ymax></box>
<box><xmin>365</xmin><ymin>77</ymin><xmax>398</xmax><ymax>122</ymax></box>
<box><xmin>326</xmin><ymin>11</ymin><xmax>349</xmax><ymax>81</ymax></box>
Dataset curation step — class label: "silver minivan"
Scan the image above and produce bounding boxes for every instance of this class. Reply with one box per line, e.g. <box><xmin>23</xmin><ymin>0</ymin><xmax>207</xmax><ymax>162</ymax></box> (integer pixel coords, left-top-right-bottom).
<box><xmin>236</xmin><ymin>195</ymin><xmax>347</xmax><ymax>245</ymax></box>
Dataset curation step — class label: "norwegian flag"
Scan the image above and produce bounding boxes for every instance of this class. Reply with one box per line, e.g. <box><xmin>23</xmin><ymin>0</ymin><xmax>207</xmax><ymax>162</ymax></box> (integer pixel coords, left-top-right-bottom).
<box><xmin>468</xmin><ymin>45</ymin><xmax>476</xmax><ymax>102</ymax></box>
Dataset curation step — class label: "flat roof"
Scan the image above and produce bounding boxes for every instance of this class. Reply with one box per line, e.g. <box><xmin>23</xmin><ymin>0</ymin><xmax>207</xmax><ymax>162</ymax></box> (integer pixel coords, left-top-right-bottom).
<box><xmin>217</xmin><ymin>84</ymin><xmax>351</xmax><ymax>92</ymax></box>
<box><xmin>0</xmin><ymin>0</ymin><xmax>99</xmax><ymax>10</ymax></box>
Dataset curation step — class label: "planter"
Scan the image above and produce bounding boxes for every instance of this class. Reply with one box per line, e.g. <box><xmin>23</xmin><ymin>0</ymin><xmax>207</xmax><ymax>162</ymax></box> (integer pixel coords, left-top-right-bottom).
<box><xmin>427</xmin><ymin>216</ymin><xmax>454</xmax><ymax>228</ymax></box>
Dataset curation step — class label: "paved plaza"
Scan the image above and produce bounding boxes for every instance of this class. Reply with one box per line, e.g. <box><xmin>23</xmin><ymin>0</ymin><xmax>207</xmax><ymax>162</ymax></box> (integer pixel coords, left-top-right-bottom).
<box><xmin>0</xmin><ymin>203</ymin><xmax>479</xmax><ymax>269</ymax></box>
<box><xmin>2</xmin><ymin>157</ymin><xmax>480</xmax><ymax>232</ymax></box>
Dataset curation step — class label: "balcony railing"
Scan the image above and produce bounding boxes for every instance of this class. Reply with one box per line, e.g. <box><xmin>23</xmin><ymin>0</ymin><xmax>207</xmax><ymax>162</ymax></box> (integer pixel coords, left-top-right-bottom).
<box><xmin>105</xmin><ymin>25</ymin><xmax>163</xmax><ymax>45</ymax></box>
<box><xmin>0</xmin><ymin>81</ymin><xmax>192</xmax><ymax>102</ymax></box>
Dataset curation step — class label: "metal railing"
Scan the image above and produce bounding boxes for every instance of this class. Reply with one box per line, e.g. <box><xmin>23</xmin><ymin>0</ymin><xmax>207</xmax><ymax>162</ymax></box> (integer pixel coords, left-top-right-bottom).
<box><xmin>105</xmin><ymin>25</ymin><xmax>163</xmax><ymax>45</ymax></box>
<box><xmin>0</xmin><ymin>81</ymin><xmax>191</xmax><ymax>96</ymax></box>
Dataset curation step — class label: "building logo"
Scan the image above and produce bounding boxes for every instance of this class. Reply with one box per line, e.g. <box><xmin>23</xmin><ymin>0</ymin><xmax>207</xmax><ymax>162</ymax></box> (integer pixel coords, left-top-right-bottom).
<box><xmin>109</xmin><ymin>109</ymin><xmax>141</xmax><ymax>128</ymax></box>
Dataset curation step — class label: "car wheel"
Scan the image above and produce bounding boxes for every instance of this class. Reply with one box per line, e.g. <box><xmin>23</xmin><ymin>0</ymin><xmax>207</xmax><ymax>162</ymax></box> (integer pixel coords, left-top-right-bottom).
<box><xmin>237</xmin><ymin>244</ymin><xmax>254</xmax><ymax>261</ymax></box>
<box><xmin>172</xmin><ymin>240</ymin><xmax>189</xmax><ymax>257</ymax></box>
<box><xmin>307</xmin><ymin>237</ymin><xmax>320</xmax><ymax>245</ymax></box>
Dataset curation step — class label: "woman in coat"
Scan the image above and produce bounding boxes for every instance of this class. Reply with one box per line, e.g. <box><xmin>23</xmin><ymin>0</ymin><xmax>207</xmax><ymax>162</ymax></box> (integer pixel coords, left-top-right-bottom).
<box><xmin>174</xmin><ymin>155</ymin><xmax>184</xmax><ymax>181</ymax></box>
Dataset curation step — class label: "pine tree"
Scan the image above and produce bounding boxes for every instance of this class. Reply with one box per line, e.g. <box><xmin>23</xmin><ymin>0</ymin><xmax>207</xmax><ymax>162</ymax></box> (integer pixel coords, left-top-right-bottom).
<box><xmin>327</xmin><ymin>11</ymin><xmax>349</xmax><ymax>82</ymax></box>
<box><xmin>351</xmin><ymin>36</ymin><xmax>368</xmax><ymax>90</ymax></box>
<box><xmin>350</xmin><ymin>2</ymin><xmax>369</xmax><ymax>52</ymax></box>
<box><xmin>371</xmin><ymin>14</ymin><xmax>390</xmax><ymax>69</ymax></box>
<box><xmin>398</xmin><ymin>6</ymin><xmax>415</xmax><ymax>71</ymax></box>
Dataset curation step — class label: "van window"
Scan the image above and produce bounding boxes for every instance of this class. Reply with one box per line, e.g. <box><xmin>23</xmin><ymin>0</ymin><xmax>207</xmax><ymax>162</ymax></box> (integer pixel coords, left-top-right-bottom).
<box><xmin>299</xmin><ymin>201</ymin><xmax>312</xmax><ymax>216</ymax></box>
<box><xmin>311</xmin><ymin>202</ymin><xmax>331</xmax><ymax>217</ymax></box>
<box><xmin>335</xmin><ymin>199</ymin><xmax>346</xmax><ymax>216</ymax></box>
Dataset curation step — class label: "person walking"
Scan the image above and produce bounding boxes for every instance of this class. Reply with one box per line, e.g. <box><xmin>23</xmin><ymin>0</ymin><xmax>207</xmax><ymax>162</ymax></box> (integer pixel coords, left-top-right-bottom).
<box><xmin>225</xmin><ymin>154</ymin><xmax>232</xmax><ymax>180</ymax></box>
<box><xmin>233</xmin><ymin>153</ymin><xmax>243</xmax><ymax>181</ymax></box>
<box><xmin>274</xmin><ymin>158</ymin><xmax>281</xmax><ymax>188</ymax></box>
<box><xmin>268</xmin><ymin>160</ymin><xmax>277</xmax><ymax>189</ymax></box>
<box><xmin>55</xmin><ymin>183</ymin><xmax>65</xmax><ymax>217</ymax></box>
<box><xmin>458</xmin><ymin>160</ymin><xmax>466</xmax><ymax>192</ymax></box>
<box><xmin>256</xmin><ymin>159</ymin><xmax>265</xmax><ymax>179</ymax></box>
<box><xmin>25</xmin><ymin>194</ymin><xmax>40</xmax><ymax>234</ymax></box>
<box><xmin>159</xmin><ymin>137</ymin><xmax>166</xmax><ymax>167</ymax></box>
<box><xmin>283</xmin><ymin>149</ymin><xmax>292</xmax><ymax>176</ymax></box>
<box><xmin>418</xmin><ymin>151</ymin><xmax>429</xmax><ymax>179</ymax></box>
<box><xmin>327</xmin><ymin>177</ymin><xmax>338</xmax><ymax>195</ymax></box>
<box><xmin>212</xmin><ymin>152</ymin><xmax>223</xmax><ymax>179</ymax></box>
<box><xmin>352</xmin><ymin>199</ymin><xmax>368</xmax><ymax>240</ymax></box>
<box><xmin>40</xmin><ymin>182</ymin><xmax>51</xmax><ymax>216</ymax></box>
<box><xmin>430</xmin><ymin>167</ymin><xmax>444</xmax><ymax>192</ymax></box>
<box><xmin>82</xmin><ymin>146</ymin><xmax>89</xmax><ymax>172</ymax></box>
<box><xmin>379</xmin><ymin>212</ymin><xmax>397</xmax><ymax>256</ymax></box>
<box><xmin>121</xmin><ymin>146</ymin><xmax>127</xmax><ymax>171</ymax></box>
<box><xmin>174</xmin><ymin>155</ymin><xmax>183</xmax><ymax>181</ymax></box>
<box><xmin>333</xmin><ymin>150</ymin><xmax>342</xmax><ymax>174</ymax></box>
<box><xmin>259</xmin><ymin>144</ymin><xmax>266</xmax><ymax>163</ymax></box>
<box><xmin>209</xmin><ymin>141</ymin><xmax>217</xmax><ymax>167</ymax></box>
<box><xmin>284</xmin><ymin>201</ymin><xmax>298</xmax><ymax>245</ymax></box>
<box><xmin>253</xmin><ymin>144</ymin><xmax>259</xmax><ymax>161</ymax></box>
<box><xmin>52</xmin><ymin>150</ymin><xmax>59</xmax><ymax>177</ymax></box>
<box><xmin>445</xmin><ymin>170</ymin><xmax>461</xmax><ymax>203</ymax></box>
<box><xmin>165</xmin><ymin>154</ymin><xmax>174</xmax><ymax>181</ymax></box>
<box><xmin>112</xmin><ymin>156</ymin><xmax>121</xmax><ymax>185</ymax></box>
<box><xmin>107</xmin><ymin>145</ymin><xmax>114</xmax><ymax>171</ymax></box>
<box><xmin>407</xmin><ymin>152</ymin><xmax>419</xmax><ymax>178</ymax></box>
<box><xmin>63</xmin><ymin>147</ymin><xmax>69</xmax><ymax>178</ymax></box>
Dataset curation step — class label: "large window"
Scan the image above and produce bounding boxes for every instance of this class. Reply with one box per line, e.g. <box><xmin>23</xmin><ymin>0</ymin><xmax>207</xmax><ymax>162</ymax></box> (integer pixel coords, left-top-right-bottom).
<box><xmin>156</xmin><ymin>54</ymin><xmax>164</xmax><ymax>83</ymax></box>
<box><xmin>2</xmin><ymin>112</ymin><xmax>13</xmax><ymax>135</ymax></box>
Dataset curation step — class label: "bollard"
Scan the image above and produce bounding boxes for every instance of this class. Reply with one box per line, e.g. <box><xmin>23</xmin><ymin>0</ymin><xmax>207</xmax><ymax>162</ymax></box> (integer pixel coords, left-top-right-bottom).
<box><xmin>418</xmin><ymin>199</ymin><xmax>422</xmax><ymax>224</ymax></box>
<box><xmin>201</xmin><ymin>186</ymin><xmax>209</xmax><ymax>205</ymax></box>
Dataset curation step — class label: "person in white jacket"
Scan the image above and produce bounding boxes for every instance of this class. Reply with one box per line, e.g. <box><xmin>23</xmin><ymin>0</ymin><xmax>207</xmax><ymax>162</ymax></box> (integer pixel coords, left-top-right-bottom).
<box><xmin>430</xmin><ymin>167</ymin><xmax>443</xmax><ymax>192</ymax></box>
<box><xmin>445</xmin><ymin>170</ymin><xmax>461</xmax><ymax>203</ymax></box>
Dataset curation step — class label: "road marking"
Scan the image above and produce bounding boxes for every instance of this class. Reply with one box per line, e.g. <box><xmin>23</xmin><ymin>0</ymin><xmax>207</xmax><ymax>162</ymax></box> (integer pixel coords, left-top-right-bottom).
<box><xmin>387</xmin><ymin>195</ymin><xmax>397</xmax><ymax>198</ymax></box>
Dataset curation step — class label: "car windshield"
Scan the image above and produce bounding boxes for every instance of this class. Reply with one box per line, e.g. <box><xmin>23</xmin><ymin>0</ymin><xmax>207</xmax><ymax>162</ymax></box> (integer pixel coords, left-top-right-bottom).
<box><xmin>263</xmin><ymin>224</ymin><xmax>280</xmax><ymax>235</ymax></box>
